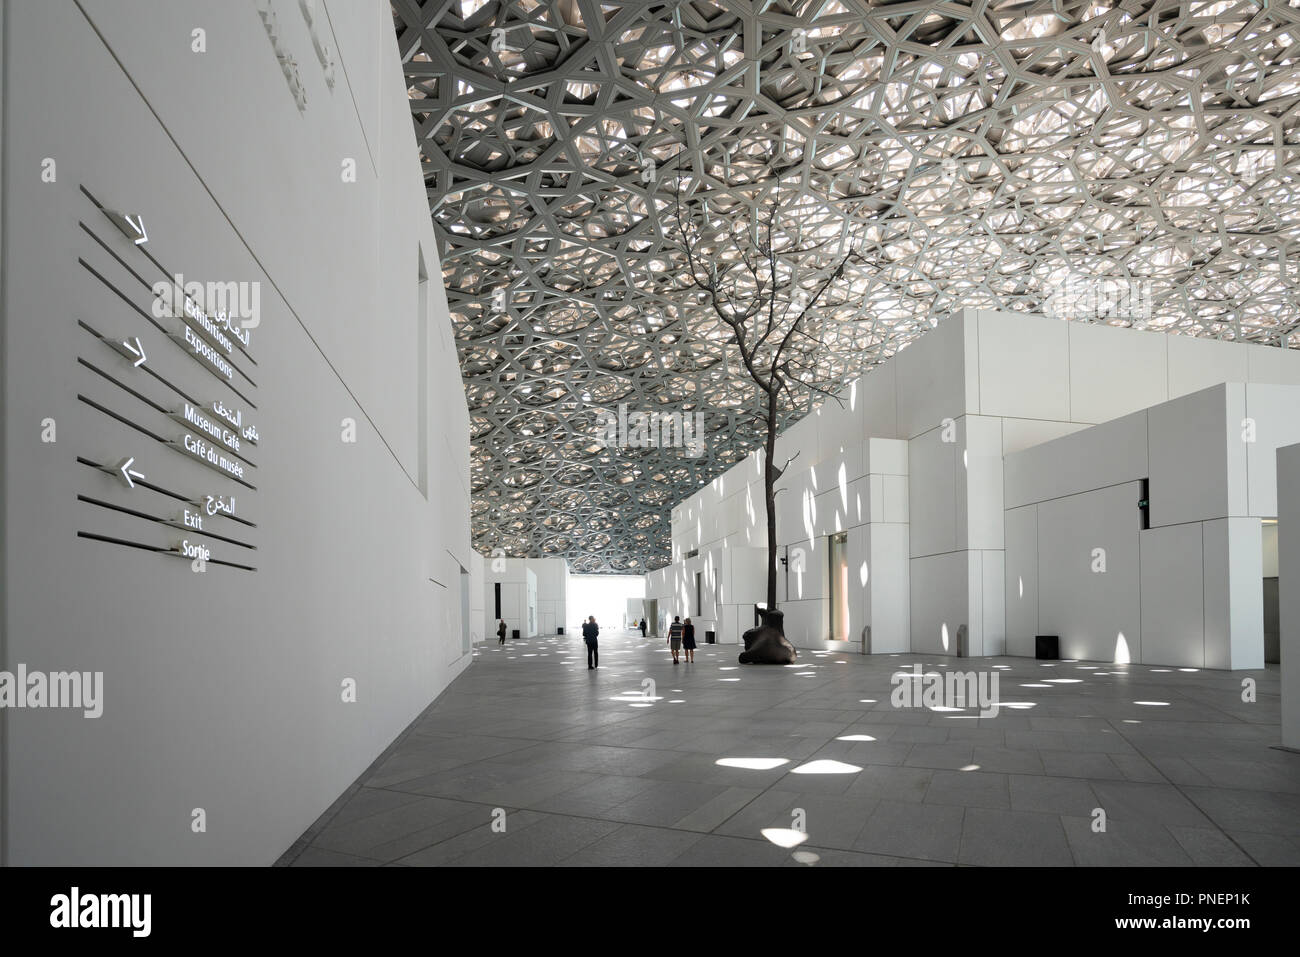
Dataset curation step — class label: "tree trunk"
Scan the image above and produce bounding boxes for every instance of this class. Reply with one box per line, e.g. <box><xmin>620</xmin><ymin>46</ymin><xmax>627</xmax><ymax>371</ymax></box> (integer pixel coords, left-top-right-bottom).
<box><xmin>763</xmin><ymin>388</ymin><xmax>779</xmax><ymax>610</ymax></box>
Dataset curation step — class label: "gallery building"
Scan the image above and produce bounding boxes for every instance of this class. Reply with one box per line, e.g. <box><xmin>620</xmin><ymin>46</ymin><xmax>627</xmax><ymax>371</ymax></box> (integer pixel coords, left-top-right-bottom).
<box><xmin>0</xmin><ymin>0</ymin><xmax>1297</xmax><ymax>873</ymax></box>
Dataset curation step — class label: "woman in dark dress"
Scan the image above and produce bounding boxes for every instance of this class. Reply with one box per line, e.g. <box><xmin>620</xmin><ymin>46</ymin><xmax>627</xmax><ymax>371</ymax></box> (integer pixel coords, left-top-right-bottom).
<box><xmin>682</xmin><ymin>617</ymin><xmax>697</xmax><ymax>663</ymax></box>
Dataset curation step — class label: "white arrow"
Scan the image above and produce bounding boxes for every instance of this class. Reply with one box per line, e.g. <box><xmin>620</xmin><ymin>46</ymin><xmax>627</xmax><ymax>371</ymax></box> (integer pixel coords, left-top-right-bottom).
<box><xmin>125</xmin><ymin>214</ymin><xmax>148</xmax><ymax>244</ymax></box>
<box><xmin>106</xmin><ymin>208</ymin><xmax>148</xmax><ymax>246</ymax></box>
<box><xmin>111</xmin><ymin>456</ymin><xmax>146</xmax><ymax>489</ymax></box>
<box><xmin>122</xmin><ymin>337</ymin><xmax>146</xmax><ymax>367</ymax></box>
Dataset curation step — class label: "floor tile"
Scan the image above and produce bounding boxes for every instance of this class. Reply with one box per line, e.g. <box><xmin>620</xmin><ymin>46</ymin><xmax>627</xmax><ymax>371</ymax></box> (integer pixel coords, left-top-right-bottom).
<box><xmin>287</xmin><ymin>635</ymin><xmax>1292</xmax><ymax>867</ymax></box>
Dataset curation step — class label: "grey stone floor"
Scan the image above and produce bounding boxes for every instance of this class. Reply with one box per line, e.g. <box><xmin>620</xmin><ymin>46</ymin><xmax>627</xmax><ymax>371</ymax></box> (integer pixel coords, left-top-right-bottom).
<box><xmin>279</xmin><ymin>633</ymin><xmax>1299</xmax><ymax>867</ymax></box>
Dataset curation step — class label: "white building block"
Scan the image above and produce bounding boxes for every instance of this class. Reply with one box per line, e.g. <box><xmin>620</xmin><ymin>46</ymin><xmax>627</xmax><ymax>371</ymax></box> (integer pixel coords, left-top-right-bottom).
<box><xmin>895</xmin><ymin>314</ymin><xmax>972</xmax><ymax>437</ymax></box>
<box><xmin>1068</xmin><ymin>321</ymin><xmax>1169</xmax><ymax>424</ymax></box>
<box><xmin>1035</xmin><ymin>483</ymin><xmax>1143</xmax><ymax>664</ymax></box>
<box><xmin>1244</xmin><ymin>384</ymin><xmax>1300</xmax><ymax>517</ymax></box>
<box><xmin>1148</xmin><ymin>384</ymin><xmax>1235</xmax><ymax>527</ymax></box>
<box><xmin>1168</xmin><ymin>334</ymin><xmax>1249</xmax><ymax>399</ymax></box>
<box><xmin>1140</xmin><ymin>524</ymin><xmax>1205</xmax><ymax>667</ymax></box>
<box><xmin>1277</xmin><ymin>444</ymin><xmax>1300</xmax><ymax>749</ymax></box>
<box><xmin>1004</xmin><ymin>409</ymin><xmax>1147</xmax><ymax>509</ymax></box>
<box><xmin>908</xmin><ymin>427</ymin><xmax>960</xmax><ymax>557</ymax></box>
<box><xmin>1003</xmin><ymin>505</ymin><xmax>1039</xmax><ymax>658</ymax></box>
<box><xmin>976</xmin><ymin>310</ymin><xmax>1070</xmax><ymax>421</ymax></box>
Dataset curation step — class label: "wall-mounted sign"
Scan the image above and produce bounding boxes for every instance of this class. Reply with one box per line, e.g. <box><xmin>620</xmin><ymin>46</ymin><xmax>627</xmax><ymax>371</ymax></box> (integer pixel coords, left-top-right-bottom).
<box><xmin>107</xmin><ymin>336</ymin><xmax>147</xmax><ymax>368</ymax></box>
<box><xmin>166</xmin><ymin>507</ymin><xmax>207</xmax><ymax>533</ymax></box>
<box><xmin>172</xmin><ymin>325</ymin><xmax>234</xmax><ymax>380</ymax></box>
<box><xmin>79</xmin><ymin>187</ymin><xmax>259</xmax><ymax>573</ymax></box>
<box><xmin>194</xmin><ymin>494</ymin><xmax>236</xmax><ymax>518</ymax></box>
<box><xmin>104</xmin><ymin>208</ymin><xmax>148</xmax><ymax>245</ymax></box>
<box><xmin>107</xmin><ymin>455</ymin><xmax>146</xmax><ymax>489</ymax></box>
<box><xmin>299</xmin><ymin>0</ymin><xmax>337</xmax><ymax>88</ymax></box>
<box><xmin>172</xmin><ymin>431</ymin><xmax>247</xmax><ymax>480</ymax></box>
<box><xmin>152</xmin><ymin>275</ymin><xmax>255</xmax><ymax>349</ymax></box>
<box><xmin>256</xmin><ymin>0</ymin><xmax>308</xmax><ymax>111</ymax></box>
<box><xmin>208</xmin><ymin>400</ymin><xmax>257</xmax><ymax>446</ymax></box>
<box><xmin>175</xmin><ymin>538</ymin><xmax>212</xmax><ymax>563</ymax></box>
<box><xmin>170</xmin><ymin>401</ymin><xmax>242</xmax><ymax>455</ymax></box>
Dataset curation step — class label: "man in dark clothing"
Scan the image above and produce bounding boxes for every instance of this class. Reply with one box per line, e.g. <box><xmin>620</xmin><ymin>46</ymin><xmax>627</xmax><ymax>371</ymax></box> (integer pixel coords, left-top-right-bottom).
<box><xmin>582</xmin><ymin>616</ymin><xmax>599</xmax><ymax>669</ymax></box>
<box><xmin>639</xmin><ymin>618</ymin><xmax>647</xmax><ymax>637</ymax></box>
<box><xmin>497</xmin><ymin>620</ymin><xmax>507</xmax><ymax>645</ymax></box>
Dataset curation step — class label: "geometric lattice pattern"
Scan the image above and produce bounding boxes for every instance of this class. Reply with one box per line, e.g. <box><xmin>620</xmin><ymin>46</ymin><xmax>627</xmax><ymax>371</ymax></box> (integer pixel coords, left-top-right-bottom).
<box><xmin>391</xmin><ymin>0</ymin><xmax>1300</xmax><ymax>573</ymax></box>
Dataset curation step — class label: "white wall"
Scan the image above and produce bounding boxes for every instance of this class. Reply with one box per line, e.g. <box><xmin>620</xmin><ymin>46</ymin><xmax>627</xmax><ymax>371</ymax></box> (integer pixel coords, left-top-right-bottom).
<box><xmin>653</xmin><ymin>307</ymin><xmax>1300</xmax><ymax>662</ymax></box>
<box><xmin>567</xmin><ymin>574</ymin><xmax>644</xmax><ymax>633</ymax></box>
<box><xmin>484</xmin><ymin>557</ymin><xmax>568</xmax><ymax>638</ymax></box>
<box><xmin>653</xmin><ymin>430</ymin><xmax>909</xmax><ymax>649</ymax></box>
<box><xmin>468</xmin><ymin>551</ymin><xmax>486</xmax><ymax>645</ymax></box>
<box><xmin>1005</xmin><ymin>383</ymin><xmax>1299</xmax><ymax>667</ymax></box>
<box><xmin>1278</xmin><ymin>444</ymin><xmax>1300</xmax><ymax>750</ymax></box>
<box><xmin>0</xmin><ymin>1</ymin><xmax>471</xmax><ymax>864</ymax></box>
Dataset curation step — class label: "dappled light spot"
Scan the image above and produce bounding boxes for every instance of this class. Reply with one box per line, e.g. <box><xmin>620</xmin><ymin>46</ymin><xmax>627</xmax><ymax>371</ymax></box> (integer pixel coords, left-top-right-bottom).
<box><xmin>1114</xmin><ymin>633</ymin><xmax>1131</xmax><ymax>665</ymax></box>
<box><xmin>791</xmin><ymin>759</ymin><xmax>862</xmax><ymax>775</ymax></box>
<box><xmin>717</xmin><ymin>757</ymin><xmax>789</xmax><ymax>770</ymax></box>
<box><xmin>761</xmin><ymin>828</ymin><xmax>808</xmax><ymax>848</ymax></box>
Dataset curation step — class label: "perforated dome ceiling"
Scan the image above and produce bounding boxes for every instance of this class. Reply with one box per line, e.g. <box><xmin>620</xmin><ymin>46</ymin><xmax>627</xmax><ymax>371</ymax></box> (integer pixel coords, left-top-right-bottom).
<box><xmin>392</xmin><ymin>0</ymin><xmax>1300</xmax><ymax>573</ymax></box>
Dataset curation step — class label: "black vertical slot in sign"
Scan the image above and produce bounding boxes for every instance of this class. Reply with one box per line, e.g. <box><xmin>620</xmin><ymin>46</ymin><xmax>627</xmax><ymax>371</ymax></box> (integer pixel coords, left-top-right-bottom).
<box><xmin>494</xmin><ymin>581</ymin><xmax>501</xmax><ymax>620</ymax></box>
<box><xmin>1138</xmin><ymin>478</ymin><xmax>1150</xmax><ymax>530</ymax></box>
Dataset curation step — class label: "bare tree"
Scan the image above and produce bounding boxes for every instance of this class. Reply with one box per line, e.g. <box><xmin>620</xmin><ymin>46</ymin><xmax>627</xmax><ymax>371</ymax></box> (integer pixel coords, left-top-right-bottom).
<box><xmin>667</xmin><ymin>170</ymin><xmax>864</xmax><ymax>613</ymax></box>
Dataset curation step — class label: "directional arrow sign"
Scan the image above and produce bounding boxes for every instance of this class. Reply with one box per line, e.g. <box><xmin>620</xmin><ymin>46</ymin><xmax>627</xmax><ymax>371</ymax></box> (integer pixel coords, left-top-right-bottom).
<box><xmin>105</xmin><ymin>208</ymin><xmax>148</xmax><ymax>246</ymax></box>
<box><xmin>110</xmin><ymin>456</ymin><xmax>146</xmax><ymax>489</ymax></box>
<box><xmin>110</xmin><ymin>336</ymin><xmax>147</xmax><ymax>368</ymax></box>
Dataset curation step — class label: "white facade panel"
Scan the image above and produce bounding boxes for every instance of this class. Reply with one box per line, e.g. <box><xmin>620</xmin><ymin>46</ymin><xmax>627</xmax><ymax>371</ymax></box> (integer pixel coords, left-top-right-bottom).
<box><xmin>1140</xmin><ymin>524</ymin><xmax>1206</xmax><ymax>668</ymax></box>
<box><xmin>1068</xmin><ymin>321</ymin><xmax>1170</xmax><ymax>424</ymax></box>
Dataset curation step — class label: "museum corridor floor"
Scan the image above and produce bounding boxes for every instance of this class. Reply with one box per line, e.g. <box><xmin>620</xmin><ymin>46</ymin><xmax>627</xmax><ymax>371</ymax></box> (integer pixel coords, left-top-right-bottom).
<box><xmin>279</xmin><ymin>634</ymin><xmax>1299</xmax><ymax>867</ymax></box>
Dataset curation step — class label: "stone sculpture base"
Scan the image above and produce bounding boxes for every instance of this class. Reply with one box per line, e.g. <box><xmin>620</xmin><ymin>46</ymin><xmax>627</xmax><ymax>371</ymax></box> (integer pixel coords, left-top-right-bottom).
<box><xmin>738</xmin><ymin>606</ymin><xmax>797</xmax><ymax>665</ymax></box>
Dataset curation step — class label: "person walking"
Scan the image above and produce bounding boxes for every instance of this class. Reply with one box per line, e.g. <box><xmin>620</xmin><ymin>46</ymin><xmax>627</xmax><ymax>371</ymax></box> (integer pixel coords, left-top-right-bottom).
<box><xmin>682</xmin><ymin>617</ymin><xmax>696</xmax><ymax>663</ymax></box>
<box><xmin>497</xmin><ymin>619</ymin><xmax>507</xmax><ymax>645</ymax></box>
<box><xmin>639</xmin><ymin>618</ymin><xmax>647</xmax><ymax>637</ymax></box>
<box><xmin>668</xmin><ymin>616</ymin><xmax>684</xmax><ymax>664</ymax></box>
<box><xmin>582</xmin><ymin>615</ymin><xmax>600</xmax><ymax>670</ymax></box>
